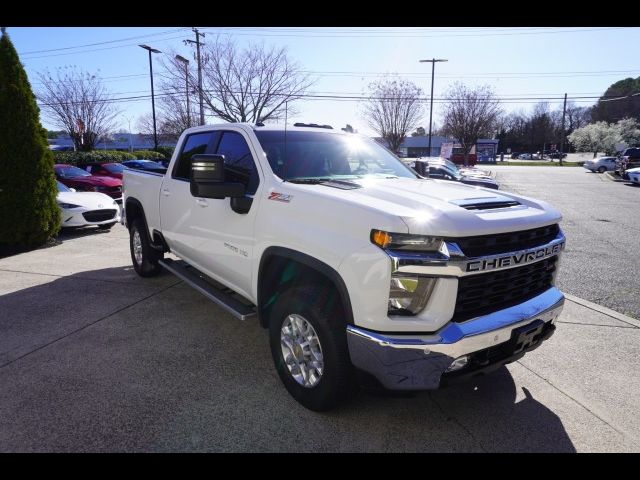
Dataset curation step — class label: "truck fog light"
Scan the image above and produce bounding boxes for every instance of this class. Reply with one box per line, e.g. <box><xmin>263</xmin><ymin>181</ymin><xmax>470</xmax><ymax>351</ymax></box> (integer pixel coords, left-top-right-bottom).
<box><xmin>388</xmin><ymin>275</ymin><xmax>436</xmax><ymax>316</ymax></box>
<box><xmin>446</xmin><ymin>355</ymin><xmax>470</xmax><ymax>372</ymax></box>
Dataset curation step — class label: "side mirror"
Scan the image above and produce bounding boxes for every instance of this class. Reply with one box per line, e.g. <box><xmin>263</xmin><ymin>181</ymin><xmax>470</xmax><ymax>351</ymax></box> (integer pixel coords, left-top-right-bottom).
<box><xmin>190</xmin><ymin>154</ymin><xmax>245</xmax><ymax>199</ymax></box>
<box><xmin>413</xmin><ymin>160</ymin><xmax>429</xmax><ymax>177</ymax></box>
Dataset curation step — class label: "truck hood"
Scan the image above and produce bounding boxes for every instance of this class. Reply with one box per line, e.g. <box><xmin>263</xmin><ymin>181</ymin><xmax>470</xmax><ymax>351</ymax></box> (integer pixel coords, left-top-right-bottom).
<box><xmin>297</xmin><ymin>177</ymin><xmax>562</xmax><ymax>237</ymax></box>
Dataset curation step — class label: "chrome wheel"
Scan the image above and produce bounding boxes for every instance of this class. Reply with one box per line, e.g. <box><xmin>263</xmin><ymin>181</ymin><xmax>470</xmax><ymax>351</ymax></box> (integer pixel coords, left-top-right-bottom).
<box><xmin>132</xmin><ymin>229</ymin><xmax>143</xmax><ymax>266</ymax></box>
<box><xmin>280</xmin><ymin>314</ymin><xmax>324</xmax><ymax>388</ymax></box>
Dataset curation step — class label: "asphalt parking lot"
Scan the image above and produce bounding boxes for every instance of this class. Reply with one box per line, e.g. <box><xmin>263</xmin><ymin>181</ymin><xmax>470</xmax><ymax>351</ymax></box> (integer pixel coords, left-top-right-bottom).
<box><xmin>1</xmin><ymin>169</ymin><xmax>639</xmax><ymax>452</ymax></box>
<box><xmin>494</xmin><ymin>166</ymin><xmax>640</xmax><ymax>319</ymax></box>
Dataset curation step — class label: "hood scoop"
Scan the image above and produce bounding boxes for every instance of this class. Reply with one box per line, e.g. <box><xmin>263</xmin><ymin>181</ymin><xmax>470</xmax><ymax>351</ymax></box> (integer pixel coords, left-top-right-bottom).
<box><xmin>449</xmin><ymin>196</ymin><xmax>521</xmax><ymax>211</ymax></box>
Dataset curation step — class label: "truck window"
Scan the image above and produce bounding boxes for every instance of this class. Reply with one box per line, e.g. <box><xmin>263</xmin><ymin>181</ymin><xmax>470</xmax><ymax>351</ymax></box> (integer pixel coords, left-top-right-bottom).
<box><xmin>173</xmin><ymin>131</ymin><xmax>217</xmax><ymax>180</ymax></box>
<box><xmin>215</xmin><ymin>131</ymin><xmax>260</xmax><ymax>195</ymax></box>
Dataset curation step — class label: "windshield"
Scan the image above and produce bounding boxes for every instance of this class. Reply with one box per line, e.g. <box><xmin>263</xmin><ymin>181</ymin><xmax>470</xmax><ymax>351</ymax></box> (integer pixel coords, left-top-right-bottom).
<box><xmin>254</xmin><ymin>130</ymin><xmax>418</xmax><ymax>181</ymax></box>
<box><xmin>56</xmin><ymin>181</ymin><xmax>71</xmax><ymax>192</ymax></box>
<box><xmin>56</xmin><ymin>165</ymin><xmax>91</xmax><ymax>178</ymax></box>
<box><xmin>104</xmin><ymin>163</ymin><xmax>125</xmax><ymax>173</ymax></box>
<box><xmin>439</xmin><ymin>164</ymin><xmax>462</xmax><ymax>180</ymax></box>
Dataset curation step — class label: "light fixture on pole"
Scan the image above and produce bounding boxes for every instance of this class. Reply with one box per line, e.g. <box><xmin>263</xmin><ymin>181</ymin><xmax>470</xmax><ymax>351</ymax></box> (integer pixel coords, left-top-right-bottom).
<box><xmin>419</xmin><ymin>58</ymin><xmax>448</xmax><ymax>157</ymax></box>
<box><xmin>139</xmin><ymin>44</ymin><xmax>162</xmax><ymax>150</ymax></box>
<box><xmin>175</xmin><ymin>55</ymin><xmax>191</xmax><ymax>129</ymax></box>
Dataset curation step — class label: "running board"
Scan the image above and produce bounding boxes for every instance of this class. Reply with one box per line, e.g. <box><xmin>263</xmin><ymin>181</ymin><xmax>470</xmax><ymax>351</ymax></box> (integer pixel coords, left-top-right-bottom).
<box><xmin>159</xmin><ymin>259</ymin><xmax>256</xmax><ymax>321</ymax></box>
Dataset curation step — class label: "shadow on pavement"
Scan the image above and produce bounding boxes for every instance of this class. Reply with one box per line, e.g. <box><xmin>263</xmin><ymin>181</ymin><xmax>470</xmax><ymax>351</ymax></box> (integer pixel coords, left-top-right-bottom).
<box><xmin>0</xmin><ymin>265</ymin><xmax>575</xmax><ymax>452</ymax></box>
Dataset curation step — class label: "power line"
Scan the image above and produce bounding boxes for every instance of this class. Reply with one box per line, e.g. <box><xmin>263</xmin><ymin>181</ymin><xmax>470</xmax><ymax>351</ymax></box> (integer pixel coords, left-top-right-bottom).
<box><xmin>18</xmin><ymin>28</ymin><xmax>190</xmax><ymax>55</ymax></box>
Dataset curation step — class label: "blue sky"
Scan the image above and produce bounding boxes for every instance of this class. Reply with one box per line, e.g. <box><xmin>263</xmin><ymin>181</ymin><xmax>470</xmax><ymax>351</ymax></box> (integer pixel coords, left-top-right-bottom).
<box><xmin>7</xmin><ymin>26</ymin><xmax>640</xmax><ymax>137</ymax></box>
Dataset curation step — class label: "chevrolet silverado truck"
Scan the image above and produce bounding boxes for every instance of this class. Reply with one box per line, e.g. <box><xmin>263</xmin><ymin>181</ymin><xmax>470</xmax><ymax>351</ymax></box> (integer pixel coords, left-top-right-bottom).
<box><xmin>123</xmin><ymin>123</ymin><xmax>566</xmax><ymax>411</ymax></box>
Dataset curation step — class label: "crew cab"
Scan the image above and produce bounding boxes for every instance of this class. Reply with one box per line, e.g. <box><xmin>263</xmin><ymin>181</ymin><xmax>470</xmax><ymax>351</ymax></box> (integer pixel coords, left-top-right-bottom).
<box><xmin>123</xmin><ymin>123</ymin><xmax>566</xmax><ymax>411</ymax></box>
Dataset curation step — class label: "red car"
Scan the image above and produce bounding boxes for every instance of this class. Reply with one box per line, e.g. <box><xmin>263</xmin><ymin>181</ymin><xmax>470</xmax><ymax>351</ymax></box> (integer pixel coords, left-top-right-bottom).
<box><xmin>54</xmin><ymin>164</ymin><xmax>123</xmax><ymax>201</ymax></box>
<box><xmin>83</xmin><ymin>162</ymin><xmax>125</xmax><ymax>179</ymax></box>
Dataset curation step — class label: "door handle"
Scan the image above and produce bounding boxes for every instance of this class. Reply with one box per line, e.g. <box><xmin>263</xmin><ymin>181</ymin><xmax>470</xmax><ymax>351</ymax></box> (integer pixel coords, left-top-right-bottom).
<box><xmin>162</xmin><ymin>188</ymin><xmax>171</xmax><ymax>197</ymax></box>
<box><xmin>196</xmin><ymin>198</ymin><xmax>208</xmax><ymax>207</ymax></box>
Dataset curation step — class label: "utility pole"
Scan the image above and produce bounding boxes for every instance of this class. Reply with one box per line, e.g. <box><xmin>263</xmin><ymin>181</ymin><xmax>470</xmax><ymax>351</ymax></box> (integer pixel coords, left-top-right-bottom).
<box><xmin>419</xmin><ymin>58</ymin><xmax>448</xmax><ymax>157</ymax></box>
<box><xmin>559</xmin><ymin>93</ymin><xmax>567</xmax><ymax>166</ymax></box>
<box><xmin>186</xmin><ymin>28</ymin><xmax>205</xmax><ymax>126</ymax></box>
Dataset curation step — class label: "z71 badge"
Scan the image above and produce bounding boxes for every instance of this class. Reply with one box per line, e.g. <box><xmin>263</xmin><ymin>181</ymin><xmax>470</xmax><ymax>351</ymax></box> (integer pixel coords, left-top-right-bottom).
<box><xmin>268</xmin><ymin>192</ymin><xmax>292</xmax><ymax>203</ymax></box>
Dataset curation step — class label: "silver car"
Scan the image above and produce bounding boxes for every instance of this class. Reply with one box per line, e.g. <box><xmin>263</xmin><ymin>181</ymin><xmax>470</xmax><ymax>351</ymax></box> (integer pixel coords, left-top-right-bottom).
<box><xmin>583</xmin><ymin>156</ymin><xmax>618</xmax><ymax>173</ymax></box>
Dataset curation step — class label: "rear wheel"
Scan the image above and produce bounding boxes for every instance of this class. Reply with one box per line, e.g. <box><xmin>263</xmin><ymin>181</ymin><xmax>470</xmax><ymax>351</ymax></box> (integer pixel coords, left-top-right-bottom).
<box><xmin>129</xmin><ymin>218</ymin><xmax>162</xmax><ymax>277</ymax></box>
<box><xmin>269</xmin><ymin>284</ymin><xmax>356</xmax><ymax>411</ymax></box>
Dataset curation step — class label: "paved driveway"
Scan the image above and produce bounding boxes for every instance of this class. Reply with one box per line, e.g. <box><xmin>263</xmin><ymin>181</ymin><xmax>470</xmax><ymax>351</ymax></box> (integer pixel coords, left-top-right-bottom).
<box><xmin>0</xmin><ymin>221</ymin><xmax>639</xmax><ymax>451</ymax></box>
<box><xmin>494</xmin><ymin>166</ymin><xmax>640</xmax><ymax>319</ymax></box>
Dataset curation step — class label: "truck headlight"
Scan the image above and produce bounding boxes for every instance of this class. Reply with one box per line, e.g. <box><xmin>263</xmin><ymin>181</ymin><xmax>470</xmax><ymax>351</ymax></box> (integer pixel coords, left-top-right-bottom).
<box><xmin>388</xmin><ymin>275</ymin><xmax>437</xmax><ymax>316</ymax></box>
<box><xmin>371</xmin><ymin>229</ymin><xmax>443</xmax><ymax>252</ymax></box>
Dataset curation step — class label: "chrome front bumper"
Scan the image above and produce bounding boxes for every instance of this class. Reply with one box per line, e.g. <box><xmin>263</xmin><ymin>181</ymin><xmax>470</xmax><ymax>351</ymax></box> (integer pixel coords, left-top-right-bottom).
<box><xmin>346</xmin><ymin>287</ymin><xmax>564</xmax><ymax>390</ymax></box>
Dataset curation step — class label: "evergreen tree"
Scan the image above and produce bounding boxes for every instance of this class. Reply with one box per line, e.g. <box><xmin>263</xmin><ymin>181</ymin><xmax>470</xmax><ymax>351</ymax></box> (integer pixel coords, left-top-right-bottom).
<box><xmin>0</xmin><ymin>28</ymin><xmax>61</xmax><ymax>247</ymax></box>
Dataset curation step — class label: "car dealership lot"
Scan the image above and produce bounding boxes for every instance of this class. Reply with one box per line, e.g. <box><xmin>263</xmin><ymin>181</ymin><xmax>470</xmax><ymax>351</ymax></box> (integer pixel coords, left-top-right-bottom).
<box><xmin>494</xmin><ymin>166</ymin><xmax>640</xmax><ymax>319</ymax></box>
<box><xmin>1</xmin><ymin>176</ymin><xmax>639</xmax><ymax>451</ymax></box>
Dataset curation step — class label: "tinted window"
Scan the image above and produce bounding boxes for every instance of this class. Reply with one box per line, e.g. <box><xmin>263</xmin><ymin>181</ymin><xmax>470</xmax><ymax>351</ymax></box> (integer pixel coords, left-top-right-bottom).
<box><xmin>173</xmin><ymin>132</ymin><xmax>216</xmax><ymax>180</ymax></box>
<box><xmin>56</xmin><ymin>181</ymin><xmax>70</xmax><ymax>192</ymax></box>
<box><xmin>216</xmin><ymin>131</ymin><xmax>260</xmax><ymax>194</ymax></box>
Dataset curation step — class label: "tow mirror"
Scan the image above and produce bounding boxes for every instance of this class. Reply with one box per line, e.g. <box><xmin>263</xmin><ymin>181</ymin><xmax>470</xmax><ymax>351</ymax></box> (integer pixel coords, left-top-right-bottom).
<box><xmin>190</xmin><ymin>154</ymin><xmax>245</xmax><ymax>199</ymax></box>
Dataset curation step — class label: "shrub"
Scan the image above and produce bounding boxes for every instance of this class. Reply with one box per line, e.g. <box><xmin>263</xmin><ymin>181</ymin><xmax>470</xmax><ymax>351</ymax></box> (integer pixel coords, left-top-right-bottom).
<box><xmin>52</xmin><ymin>150</ymin><xmax>136</xmax><ymax>165</ymax></box>
<box><xmin>153</xmin><ymin>146</ymin><xmax>175</xmax><ymax>159</ymax></box>
<box><xmin>0</xmin><ymin>30</ymin><xmax>61</xmax><ymax>247</ymax></box>
<box><xmin>131</xmin><ymin>150</ymin><xmax>166</xmax><ymax>160</ymax></box>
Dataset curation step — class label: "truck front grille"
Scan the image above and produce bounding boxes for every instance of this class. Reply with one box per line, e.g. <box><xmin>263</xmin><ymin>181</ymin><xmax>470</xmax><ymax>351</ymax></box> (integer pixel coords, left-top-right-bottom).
<box><xmin>453</xmin><ymin>224</ymin><xmax>560</xmax><ymax>258</ymax></box>
<box><xmin>82</xmin><ymin>209</ymin><xmax>117</xmax><ymax>222</ymax></box>
<box><xmin>453</xmin><ymin>256</ymin><xmax>557</xmax><ymax>323</ymax></box>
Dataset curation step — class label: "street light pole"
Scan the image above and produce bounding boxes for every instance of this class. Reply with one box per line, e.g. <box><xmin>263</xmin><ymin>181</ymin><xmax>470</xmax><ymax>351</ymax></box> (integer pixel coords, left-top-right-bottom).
<box><xmin>175</xmin><ymin>55</ymin><xmax>191</xmax><ymax>128</ymax></box>
<box><xmin>139</xmin><ymin>44</ymin><xmax>162</xmax><ymax>150</ymax></box>
<box><xmin>420</xmin><ymin>58</ymin><xmax>448</xmax><ymax>157</ymax></box>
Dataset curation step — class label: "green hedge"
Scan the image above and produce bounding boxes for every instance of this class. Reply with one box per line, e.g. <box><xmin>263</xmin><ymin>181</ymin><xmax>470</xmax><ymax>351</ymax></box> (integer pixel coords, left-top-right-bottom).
<box><xmin>53</xmin><ymin>150</ymin><xmax>136</xmax><ymax>165</ymax></box>
<box><xmin>131</xmin><ymin>150</ymin><xmax>166</xmax><ymax>160</ymax></box>
<box><xmin>152</xmin><ymin>146</ymin><xmax>174</xmax><ymax>159</ymax></box>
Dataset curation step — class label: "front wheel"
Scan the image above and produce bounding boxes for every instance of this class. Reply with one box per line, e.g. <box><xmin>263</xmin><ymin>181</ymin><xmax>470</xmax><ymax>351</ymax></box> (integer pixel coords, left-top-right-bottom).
<box><xmin>129</xmin><ymin>218</ymin><xmax>162</xmax><ymax>277</ymax></box>
<box><xmin>598</xmin><ymin>166</ymin><xmax>606</xmax><ymax>173</ymax></box>
<box><xmin>269</xmin><ymin>284</ymin><xmax>356</xmax><ymax>411</ymax></box>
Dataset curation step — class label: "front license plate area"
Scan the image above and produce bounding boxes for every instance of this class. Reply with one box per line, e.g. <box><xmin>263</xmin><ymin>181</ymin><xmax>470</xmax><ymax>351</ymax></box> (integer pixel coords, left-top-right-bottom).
<box><xmin>511</xmin><ymin>319</ymin><xmax>546</xmax><ymax>354</ymax></box>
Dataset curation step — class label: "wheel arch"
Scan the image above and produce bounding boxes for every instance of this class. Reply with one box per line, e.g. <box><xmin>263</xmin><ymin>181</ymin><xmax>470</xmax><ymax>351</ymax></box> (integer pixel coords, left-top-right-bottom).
<box><xmin>257</xmin><ymin>247</ymin><xmax>354</xmax><ymax>329</ymax></box>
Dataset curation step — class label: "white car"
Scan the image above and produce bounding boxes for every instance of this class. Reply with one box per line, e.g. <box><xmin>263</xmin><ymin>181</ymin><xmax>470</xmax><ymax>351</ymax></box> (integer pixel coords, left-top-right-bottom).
<box><xmin>627</xmin><ymin>167</ymin><xmax>640</xmax><ymax>185</ymax></box>
<box><xmin>57</xmin><ymin>181</ymin><xmax>121</xmax><ymax>229</ymax></box>
<box><xmin>583</xmin><ymin>156</ymin><xmax>618</xmax><ymax>173</ymax></box>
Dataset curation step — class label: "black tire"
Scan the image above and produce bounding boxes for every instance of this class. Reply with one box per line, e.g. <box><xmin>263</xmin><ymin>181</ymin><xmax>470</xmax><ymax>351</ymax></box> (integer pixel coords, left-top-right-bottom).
<box><xmin>129</xmin><ymin>218</ymin><xmax>162</xmax><ymax>277</ymax></box>
<box><xmin>598</xmin><ymin>166</ymin><xmax>606</xmax><ymax>173</ymax></box>
<box><xmin>269</xmin><ymin>284</ymin><xmax>356</xmax><ymax>411</ymax></box>
<box><xmin>97</xmin><ymin>222</ymin><xmax>116</xmax><ymax>230</ymax></box>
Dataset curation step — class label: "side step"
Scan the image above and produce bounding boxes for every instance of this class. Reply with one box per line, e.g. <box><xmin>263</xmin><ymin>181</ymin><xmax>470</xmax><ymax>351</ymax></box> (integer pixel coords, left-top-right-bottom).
<box><xmin>159</xmin><ymin>258</ymin><xmax>256</xmax><ymax>321</ymax></box>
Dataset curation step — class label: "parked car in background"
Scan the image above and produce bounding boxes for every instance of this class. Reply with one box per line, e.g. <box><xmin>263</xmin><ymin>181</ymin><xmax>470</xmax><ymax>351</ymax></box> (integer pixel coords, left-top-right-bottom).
<box><xmin>583</xmin><ymin>157</ymin><xmax>617</xmax><ymax>173</ymax></box>
<box><xmin>428</xmin><ymin>164</ymin><xmax>499</xmax><ymax>189</ymax></box>
<box><xmin>417</xmin><ymin>157</ymin><xmax>493</xmax><ymax>180</ymax></box>
<box><xmin>626</xmin><ymin>167</ymin><xmax>640</xmax><ymax>185</ymax></box>
<box><xmin>545</xmin><ymin>151</ymin><xmax>567</xmax><ymax>160</ymax></box>
<box><xmin>618</xmin><ymin>147</ymin><xmax>640</xmax><ymax>177</ymax></box>
<box><xmin>54</xmin><ymin>164</ymin><xmax>123</xmax><ymax>202</ymax></box>
<box><xmin>84</xmin><ymin>162</ymin><xmax>125</xmax><ymax>179</ymax></box>
<box><xmin>518</xmin><ymin>153</ymin><xmax>541</xmax><ymax>160</ymax></box>
<box><xmin>56</xmin><ymin>181</ymin><xmax>120</xmax><ymax>230</ymax></box>
<box><xmin>121</xmin><ymin>160</ymin><xmax>167</xmax><ymax>174</ymax></box>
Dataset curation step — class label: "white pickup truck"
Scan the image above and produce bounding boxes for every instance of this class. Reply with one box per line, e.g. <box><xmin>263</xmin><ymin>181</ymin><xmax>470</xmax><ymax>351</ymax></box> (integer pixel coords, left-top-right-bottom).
<box><xmin>123</xmin><ymin>123</ymin><xmax>566</xmax><ymax>411</ymax></box>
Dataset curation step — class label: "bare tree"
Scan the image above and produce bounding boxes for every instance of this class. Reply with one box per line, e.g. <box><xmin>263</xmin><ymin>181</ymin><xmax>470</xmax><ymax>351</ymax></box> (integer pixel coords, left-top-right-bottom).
<box><xmin>37</xmin><ymin>67</ymin><xmax>119</xmax><ymax>151</ymax></box>
<box><xmin>441</xmin><ymin>83</ymin><xmax>501</xmax><ymax>165</ymax></box>
<box><xmin>160</xmin><ymin>40</ymin><xmax>314</xmax><ymax>124</ymax></box>
<box><xmin>363</xmin><ymin>77</ymin><xmax>424</xmax><ymax>153</ymax></box>
<box><xmin>136</xmin><ymin>113</ymin><xmax>180</xmax><ymax>145</ymax></box>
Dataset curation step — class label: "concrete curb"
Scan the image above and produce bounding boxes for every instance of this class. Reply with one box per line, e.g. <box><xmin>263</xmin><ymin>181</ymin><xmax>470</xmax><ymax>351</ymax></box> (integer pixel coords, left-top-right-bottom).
<box><xmin>565</xmin><ymin>293</ymin><xmax>640</xmax><ymax>328</ymax></box>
